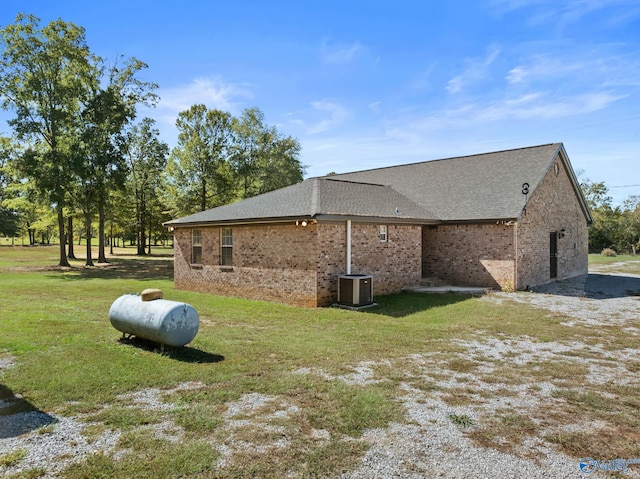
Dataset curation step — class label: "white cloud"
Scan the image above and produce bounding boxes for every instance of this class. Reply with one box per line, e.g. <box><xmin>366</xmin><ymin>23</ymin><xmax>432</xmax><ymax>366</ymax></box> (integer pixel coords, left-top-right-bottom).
<box><xmin>321</xmin><ymin>40</ymin><xmax>366</xmax><ymax>65</ymax></box>
<box><xmin>446</xmin><ymin>77</ymin><xmax>464</xmax><ymax>94</ymax></box>
<box><xmin>138</xmin><ymin>76</ymin><xmax>254</xmax><ymax>149</ymax></box>
<box><xmin>506</xmin><ymin>49</ymin><xmax>640</xmax><ymax>90</ymax></box>
<box><xmin>386</xmin><ymin>90</ymin><xmax>624</xmax><ymax>135</ymax></box>
<box><xmin>409</xmin><ymin>65</ymin><xmax>437</xmax><ymax>91</ymax></box>
<box><xmin>506</xmin><ymin>55</ymin><xmax>585</xmax><ymax>84</ymax></box>
<box><xmin>157</xmin><ymin>77</ymin><xmax>253</xmax><ymax>117</ymax></box>
<box><xmin>482</xmin><ymin>91</ymin><xmax>624</xmax><ymax>121</ymax></box>
<box><xmin>306</xmin><ymin>100</ymin><xmax>351</xmax><ymax>134</ymax></box>
<box><xmin>506</xmin><ymin>65</ymin><xmax>527</xmax><ymax>83</ymax></box>
<box><xmin>286</xmin><ymin>100</ymin><xmax>351</xmax><ymax>136</ymax></box>
<box><xmin>446</xmin><ymin>46</ymin><xmax>501</xmax><ymax>94</ymax></box>
<box><xmin>489</xmin><ymin>0</ymin><xmax>640</xmax><ymax>27</ymax></box>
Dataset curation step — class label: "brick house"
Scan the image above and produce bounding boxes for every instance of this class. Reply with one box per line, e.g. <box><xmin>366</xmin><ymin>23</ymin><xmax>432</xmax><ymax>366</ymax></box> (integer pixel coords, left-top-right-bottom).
<box><xmin>165</xmin><ymin>143</ymin><xmax>592</xmax><ymax>307</ymax></box>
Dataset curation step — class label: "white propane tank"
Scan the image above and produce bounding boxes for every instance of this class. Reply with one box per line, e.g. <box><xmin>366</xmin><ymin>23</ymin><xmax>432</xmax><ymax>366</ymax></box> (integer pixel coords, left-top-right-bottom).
<box><xmin>109</xmin><ymin>293</ymin><xmax>199</xmax><ymax>347</ymax></box>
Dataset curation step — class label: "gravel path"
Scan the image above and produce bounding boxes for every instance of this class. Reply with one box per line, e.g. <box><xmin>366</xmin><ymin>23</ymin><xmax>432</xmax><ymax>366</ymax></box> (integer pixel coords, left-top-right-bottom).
<box><xmin>1</xmin><ymin>270</ymin><xmax>639</xmax><ymax>478</ymax></box>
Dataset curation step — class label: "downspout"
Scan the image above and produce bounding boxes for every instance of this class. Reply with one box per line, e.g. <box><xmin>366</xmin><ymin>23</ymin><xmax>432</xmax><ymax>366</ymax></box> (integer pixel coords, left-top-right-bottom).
<box><xmin>514</xmin><ymin>222</ymin><xmax>519</xmax><ymax>290</ymax></box>
<box><xmin>346</xmin><ymin>220</ymin><xmax>352</xmax><ymax>275</ymax></box>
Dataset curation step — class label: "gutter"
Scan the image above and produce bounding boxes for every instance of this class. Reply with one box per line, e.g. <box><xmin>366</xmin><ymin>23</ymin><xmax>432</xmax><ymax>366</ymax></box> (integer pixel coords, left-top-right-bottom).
<box><xmin>346</xmin><ymin>220</ymin><xmax>352</xmax><ymax>275</ymax></box>
<box><xmin>163</xmin><ymin>216</ymin><xmax>315</xmax><ymax>228</ymax></box>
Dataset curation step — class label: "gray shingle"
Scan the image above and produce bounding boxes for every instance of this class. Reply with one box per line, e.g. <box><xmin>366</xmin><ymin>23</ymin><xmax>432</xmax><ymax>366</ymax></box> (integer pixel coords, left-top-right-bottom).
<box><xmin>166</xmin><ymin>143</ymin><xmax>588</xmax><ymax>226</ymax></box>
<box><xmin>315</xmin><ymin>179</ymin><xmax>438</xmax><ymax>221</ymax></box>
<box><xmin>165</xmin><ymin>180</ymin><xmax>317</xmax><ymax>225</ymax></box>
<box><xmin>165</xmin><ymin>177</ymin><xmax>438</xmax><ymax>226</ymax></box>
<box><xmin>328</xmin><ymin>143</ymin><xmax>564</xmax><ymax>221</ymax></box>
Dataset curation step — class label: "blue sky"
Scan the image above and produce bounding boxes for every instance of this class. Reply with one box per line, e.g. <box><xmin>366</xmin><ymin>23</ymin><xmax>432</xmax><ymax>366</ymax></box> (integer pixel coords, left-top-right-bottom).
<box><xmin>2</xmin><ymin>0</ymin><xmax>639</xmax><ymax>204</ymax></box>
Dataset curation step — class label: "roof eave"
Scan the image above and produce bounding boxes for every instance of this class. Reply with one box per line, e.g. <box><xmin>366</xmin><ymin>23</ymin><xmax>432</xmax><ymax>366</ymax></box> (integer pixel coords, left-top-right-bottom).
<box><xmin>557</xmin><ymin>144</ymin><xmax>593</xmax><ymax>225</ymax></box>
<box><xmin>315</xmin><ymin>214</ymin><xmax>440</xmax><ymax>225</ymax></box>
<box><xmin>163</xmin><ymin>215</ymin><xmax>315</xmax><ymax>228</ymax></box>
<box><xmin>439</xmin><ymin>217</ymin><xmax>519</xmax><ymax>225</ymax></box>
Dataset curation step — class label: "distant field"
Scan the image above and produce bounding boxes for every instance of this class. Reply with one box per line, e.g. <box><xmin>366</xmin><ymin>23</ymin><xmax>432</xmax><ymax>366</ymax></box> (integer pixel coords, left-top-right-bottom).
<box><xmin>589</xmin><ymin>253</ymin><xmax>640</xmax><ymax>275</ymax></box>
<box><xmin>589</xmin><ymin>252</ymin><xmax>638</xmax><ymax>264</ymax></box>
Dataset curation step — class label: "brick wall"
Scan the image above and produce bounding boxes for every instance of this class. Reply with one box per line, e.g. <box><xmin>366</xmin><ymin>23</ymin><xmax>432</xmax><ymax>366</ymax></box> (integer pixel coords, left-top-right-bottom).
<box><xmin>316</xmin><ymin>223</ymin><xmax>422</xmax><ymax>306</ymax></box>
<box><xmin>174</xmin><ymin>221</ymin><xmax>423</xmax><ymax>307</ymax></box>
<box><xmin>173</xmin><ymin>224</ymin><xmax>318</xmax><ymax>307</ymax></box>
<box><xmin>516</xmin><ymin>157</ymin><xmax>589</xmax><ymax>288</ymax></box>
<box><xmin>351</xmin><ymin>224</ymin><xmax>422</xmax><ymax>295</ymax></box>
<box><xmin>316</xmin><ymin>223</ymin><xmax>346</xmax><ymax>306</ymax></box>
<box><xmin>420</xmin><ymin>154</ymin><xmax>589</xmax><ymax>290</ymax></box>
<box><xmin>422</xmin><ymin>223</ymin><xmax>515</xmax><ymax>289</ymax></box>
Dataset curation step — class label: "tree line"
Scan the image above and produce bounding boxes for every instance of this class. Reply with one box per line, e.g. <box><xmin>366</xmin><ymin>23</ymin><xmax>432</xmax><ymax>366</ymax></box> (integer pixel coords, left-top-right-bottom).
<box><xmin>580</xmin><ymin>178</ymin><xmax>640</xmax><ymax>255</ymax></box>
<box><xmin>0</xmin><ymin>14</ymin><xmax>304</xmax><ymax>265</ymax></box>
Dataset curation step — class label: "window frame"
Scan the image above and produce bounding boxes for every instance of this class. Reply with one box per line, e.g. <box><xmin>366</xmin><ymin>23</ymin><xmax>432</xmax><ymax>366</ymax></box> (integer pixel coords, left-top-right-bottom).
<box><xmin>221</xmin><ymin>227</ymin><xmax>233</xmax><ymax>266</ymax></box>
<box><xmin>379</xmin><ymin>225</ymin><xmax>388</xmax><ymax>243</ymax></box>
<box><xmin>191</xmin><ymin>228</ymin><xmax>202</xmax><ymax>264</ymax></box>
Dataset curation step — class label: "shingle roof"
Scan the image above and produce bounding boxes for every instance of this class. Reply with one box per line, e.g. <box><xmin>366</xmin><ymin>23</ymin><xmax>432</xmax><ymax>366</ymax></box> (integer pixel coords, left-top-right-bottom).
<box><xmin>328</xmin><ymin>143</ymin><xmax>566</xmax><ymax>221</ymax></box>
<box><xmin>165</xmin><ymin>177</ymin><xmax>439</xmax><ymax>226</ymax></box>
<box><xmin>166</xmin><ymin>142</ymin><xmax>590</xmax><ymax>226</ymax></box>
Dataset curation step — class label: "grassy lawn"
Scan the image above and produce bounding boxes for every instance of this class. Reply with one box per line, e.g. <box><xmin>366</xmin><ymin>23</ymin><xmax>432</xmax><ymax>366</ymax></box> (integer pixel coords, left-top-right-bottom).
<box><xmin>589</xmin><ymin>253</ymin><xmax>640</xmax><ymax>275</ymax></box>
<box><xmin>1</xmin><ymin>245</ymin><xmax>639</xmax><ymax>477</ymax></box>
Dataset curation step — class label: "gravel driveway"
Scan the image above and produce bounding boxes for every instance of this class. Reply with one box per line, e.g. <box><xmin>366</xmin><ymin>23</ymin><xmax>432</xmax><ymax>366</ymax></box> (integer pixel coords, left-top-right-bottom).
<box><xmin>2</xmin><ymin>268</ymin><xmax>639</xmax><ymax>478</ymax></box>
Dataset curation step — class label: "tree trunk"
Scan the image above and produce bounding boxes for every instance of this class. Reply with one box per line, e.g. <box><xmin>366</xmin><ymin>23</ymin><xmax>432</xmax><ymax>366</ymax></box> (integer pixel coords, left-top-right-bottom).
<box><xmin>98</xmin><ymin>200</ymin><xmax>107</xmax><ymax>263</ymax></box>
<box><xmin>147</xmin><ymin>216</ymin><xmax>152</xmax><ymax>255</ymax></box>
<box><xmin>201</xmin><ymin>178</ymin><xmax>207</xmax><ymax>212</ymax></box>
<box><xmin>137</xmin><ymin>195</ymin><xmax>146</xmax><ymax>256</ymax></box>
<box><xmin>57</xmin><ymin>206</ymin><xmax>70</xmax><ymax>267</ymax></box>
<box><xmin>85</xmin><ymin>210</ymin><xmax>94</xmax><ymax>267</ymax></box>
<box><xmin>110</xmin><ymin>222</ymin><xmax>114</xmax><ymax>255</ymax></box>
<box><xmin>67</xmin><ymin>216</ymin><xmax>76</xmax><ymax>259</ymax></box>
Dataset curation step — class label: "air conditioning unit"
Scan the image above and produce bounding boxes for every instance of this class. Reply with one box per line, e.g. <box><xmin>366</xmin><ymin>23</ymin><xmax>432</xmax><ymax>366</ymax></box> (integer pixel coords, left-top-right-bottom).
<box><xmin>338</xmin><ymin>274</ymin><xmax>373</xmax><ymax>307</ymax></box>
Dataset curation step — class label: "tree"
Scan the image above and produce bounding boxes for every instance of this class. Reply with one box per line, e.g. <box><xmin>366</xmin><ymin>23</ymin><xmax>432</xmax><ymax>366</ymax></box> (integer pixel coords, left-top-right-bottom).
<box><xmin>124</xmin><ymin>118</ymin><xmax>168</xmax><ymax>255</ymax></box>
<box><xmin>231</xmin><ymin>107</ymin><xmax>304</xmax><ymax>199</ymax></box>
<box><xmin>256</xmin><ymin>132</ymin><xmax>303</xmax><ymax>194</ymax></box>
<box><xmin>231</xmin><ymin>107</ymin><xmax>265</xmax><ymax>199</ymax></box>
<box><xmin>166</xmin><ymin>106</ymin><xmax>304</xmax><ymax>218</ymax></box>
<box><xmin>0</xmin><ymin>14</ymin><xmax>96</xmax><ymax>266</ymax></box>
<box><xmin>78</xmin><ymin>56</ymin><xmax>157</xmax><ymax>264</ymax></box>
<box><xmin>0</xmin><ymin>136</ymin><xmax>19</xmax><ymax>238</ymax></box>
<box><xmin>580</xmin><ymin>177</ymin><xmax>640</xmax><ymax>254</ymax></box>
<box><xmin>621</xmin><ymin>196</ymin><xmax>640</xmax><ymax>255</ymax></box>
<box><xmin>170</xmin><ymin>105</ymin><xmax>235</xmax><ymax>213</ymax></box>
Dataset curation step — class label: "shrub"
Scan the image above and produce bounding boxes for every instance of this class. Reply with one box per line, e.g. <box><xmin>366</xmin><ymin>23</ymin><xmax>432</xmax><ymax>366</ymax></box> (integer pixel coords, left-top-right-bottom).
<box><xmin>601</xmin><ymin>248</ymin><xmax>617</xmax><ymax>257</ymax></box>
<box><xmin>502</xmin><ymin>280</ymin><xmax>514</xmax><ymax>293</ymax></box>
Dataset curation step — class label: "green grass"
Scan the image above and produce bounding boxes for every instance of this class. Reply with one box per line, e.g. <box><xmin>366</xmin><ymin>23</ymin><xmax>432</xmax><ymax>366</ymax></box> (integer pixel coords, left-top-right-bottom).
<box><xmin>0</xmin><ymin>449</ymin><xmax>27</xmax><ymax>467</ymax></box>
<box><xmin>1</xmin><ymin>245</ymin><xmax>639</xmax><ymax>476</ymax></box>
<box><xmin>589</xmin><ymin>253</ymin><xmax>640</xmax><ymax>275</ymax></box>
<box><xmin>448</xmin><ymin>413</ymin><xmax>474</xmax><ymax>428</ymax></box>
<box><xmin>588</xmin><ymin>253</ymin><xmax>639</xmax><ymax>265</ymax></box>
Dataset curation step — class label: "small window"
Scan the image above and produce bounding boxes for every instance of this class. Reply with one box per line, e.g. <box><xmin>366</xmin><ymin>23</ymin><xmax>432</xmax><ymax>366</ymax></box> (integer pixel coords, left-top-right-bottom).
<box><xmin>191</xmin><ymin>229</ymin><xmax>202</xmax><ymax>264</ymax></box>
<box><xmin>221</xmin><ymin>228</ymin><xmax>233</xmax><ymax>265</ymax></box>
<box><xmin>379</xmin><ymin>225</ymin><xmax>388</xmax><ymax>242</ymax></box>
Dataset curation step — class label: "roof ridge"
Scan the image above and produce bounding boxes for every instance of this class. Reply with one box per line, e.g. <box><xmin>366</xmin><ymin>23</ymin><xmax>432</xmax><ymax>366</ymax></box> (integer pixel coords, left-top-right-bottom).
<box><xmin>325</xmin><ymin>143</ymin><xmax>562</xmax><ymax>177</ymax></box>
<box><xmin>310</xmin><ymin>178</ymin><xmax>320</xmax><ymax>216</ymax></box>
<box><xmin>322</xmin><ymin>177</ymin><xmax>387</xmax><ymax>187</ymax></box>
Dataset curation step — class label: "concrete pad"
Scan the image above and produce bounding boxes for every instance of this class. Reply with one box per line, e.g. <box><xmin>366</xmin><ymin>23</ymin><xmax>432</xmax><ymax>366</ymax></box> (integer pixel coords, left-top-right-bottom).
<box><xmin>403</xmin><ymin>285</ymin><xmax>492</xmax><ymax>295</ymax></box>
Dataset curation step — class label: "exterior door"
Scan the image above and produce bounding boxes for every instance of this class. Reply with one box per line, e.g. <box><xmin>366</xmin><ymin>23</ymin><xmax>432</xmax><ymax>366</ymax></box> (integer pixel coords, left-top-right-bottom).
<box><xmin>549</xmin><ymin>232</ymin><xmax>558</xmax><ymax>279</ymax></box>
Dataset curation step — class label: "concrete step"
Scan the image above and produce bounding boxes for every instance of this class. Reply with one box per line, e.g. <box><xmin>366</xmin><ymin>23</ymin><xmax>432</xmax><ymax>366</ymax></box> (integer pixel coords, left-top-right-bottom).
<box><xmin>420</xmin><ymin>277</ymin><xmax>447</xmax><ymax>287</ymax></box>
<box><xmin>404</xmin><ymin>284</ymin><xmax>491</xmax><ymax>295</ymax></box>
